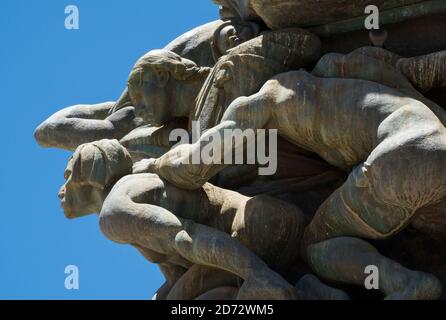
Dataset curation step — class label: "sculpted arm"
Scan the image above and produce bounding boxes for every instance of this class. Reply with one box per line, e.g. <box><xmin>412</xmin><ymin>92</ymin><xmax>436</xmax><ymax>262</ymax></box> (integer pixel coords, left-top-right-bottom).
<box><xmin>147</xmin><ymin>86</ymin><xmax>275</xmax><ymax>190</ymax></box>
<box><xmin>99</xmin><ymin>175</ymin><xmax>294</xmax><ymax>299</ymax></box>
<box><xmin>120</xmin><ymin>119</ymin><xmax>189</xmax><ymax>161</ymax></box>
<box><xmin>35</xmin><ymin>102</ymin><xmax>139</xmax><ymax>151</ymax></box>
<box><xmin>312</xmin><ymin>50</ymin><xmax>446</xmax><ymax>126</ymax></box>
<box><xmin>369</xmin><ymin>47</ymin><xmax>446</xmax><ymax>93</ymax></box>
<box><xmin>349</xmin><ymin>47</ymin><xmax>446</xmax><ymax>93</ymax></box>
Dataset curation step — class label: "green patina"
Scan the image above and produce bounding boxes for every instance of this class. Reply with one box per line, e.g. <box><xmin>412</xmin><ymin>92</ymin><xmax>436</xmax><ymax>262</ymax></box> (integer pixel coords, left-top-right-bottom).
<box><xmin>309</xmin><ymin>0</ymin><xmax>446</xmax><ymax>36</ymax></box>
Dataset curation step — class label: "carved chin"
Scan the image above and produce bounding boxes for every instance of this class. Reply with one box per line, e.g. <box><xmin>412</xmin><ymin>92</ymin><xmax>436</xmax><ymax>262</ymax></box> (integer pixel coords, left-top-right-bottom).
<box><xmin>61</xmin><ymin>201</ymin><xmax>90</xmax><ymax>219</ymax></box>
<box><xmin>64</xmin><ymin>212</ymin><xmax>78</xmax><ymax>220</ymax></box>
<box><xmin>61</xmin><ymin>201</ymin><xmax>75</xmax><ymax>219</ymax></box>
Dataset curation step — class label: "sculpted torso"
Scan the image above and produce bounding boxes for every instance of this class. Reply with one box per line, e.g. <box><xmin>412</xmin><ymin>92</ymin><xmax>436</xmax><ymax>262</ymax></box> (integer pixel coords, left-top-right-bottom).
<box><xmin>265</xmin><ymin>71</ymin><xmax>439</xmax><ymax>170</ymax></box>
<box><xmin>34</xmin><ymin>3</ymin><xmax>446</xmax><ymax>299</ymax></box>
<box><xmin>146</xmin><ymin>49</ymin><xmax>446</xmax><ymax>300</ymax></box>
<box><xmin>59</xmin><ymin>139</ymin><xmax>314</xmax><ymax>300</ymax></box>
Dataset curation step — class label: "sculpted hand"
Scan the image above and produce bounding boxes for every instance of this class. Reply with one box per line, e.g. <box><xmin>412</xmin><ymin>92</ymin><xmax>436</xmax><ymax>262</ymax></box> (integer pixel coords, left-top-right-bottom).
<box><xmin>133</xmin><ymin>158</ymin><xmax>158</xmax><ymax>174</ymax></box>
<box><xmin>106</xmin><ymin>106</ymin><xmax>141</xmax><ymax>133</ymax></box>
<box><xmin>147</xmin><ymin>144</ymin><xmax>219</xmax><ymax>190</ymax></box>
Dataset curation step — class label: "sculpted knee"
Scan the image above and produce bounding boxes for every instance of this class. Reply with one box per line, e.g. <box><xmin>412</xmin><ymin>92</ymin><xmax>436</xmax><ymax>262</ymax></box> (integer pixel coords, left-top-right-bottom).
<box><xmin>174</xmin><ymin>229</ymin><xmax>193</xmax><ymax>253</ymax></box>
<box><xmin>173</xmin><ymin>220</ymin><xmax>201</xmax><ymax>255</ymax></box>
<box><xmin>370</xmin><ymin>124</ymin><xmax>446</xmax><ymax>209</ymax></box>
<box><xmin>99</xmin><ymin>194</ymin><xmax>135</xmax><ymax>244</ymax></box>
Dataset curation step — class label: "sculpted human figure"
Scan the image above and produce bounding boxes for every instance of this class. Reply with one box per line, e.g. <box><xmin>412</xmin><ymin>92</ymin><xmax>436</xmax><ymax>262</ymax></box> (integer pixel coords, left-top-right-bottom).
<box><xmin>125</xmin><ymin>28</ymin><xmax>323</xmax><ymax>187</ymax></box>
<box><xmin>311</xmin><ymin>47</ymin><xmax>446</xmax><ymax>127</ymax></box>
<box><xmin>316</xmin><ymin>46</ymin><xmax>446</xmax><ymax>103</ymax></box>
<box><xmin>34</xmin><ymin>19</ymin><xmax>261</xmax><ymax>154</ymax></box>
<box><xmin>59</xmin><ymin>139</ymin><xmax>349</xmax><ymax>300</ymax></box>
<box><xmin>144</xmin><ymin>49</ymin><xmax>446</xmax><ymax>299</ymax></box>
<box><xmin>31</xmin><ymin>0</ymin><xmax>446</xmax><ymax>301</ymax></box>
<box><xmin>211</xmin><ymin>20</ymin><xmax>260</xmax><ymax>61</ymax></box>
<box><xmin>190</xmin><ymin>28</ymin><xmax>321</xmax><ymax>133</ymax></box>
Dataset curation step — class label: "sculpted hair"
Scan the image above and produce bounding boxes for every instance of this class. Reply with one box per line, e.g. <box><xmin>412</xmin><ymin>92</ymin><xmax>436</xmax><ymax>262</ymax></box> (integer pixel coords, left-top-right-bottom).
<box><xmin>71</xmin><ymin>139</ymin><xmax>133</xmax><ymax>190</ymax></box>
<box><xmin>211</xmin><ymin>19</ymin><xmax>260</xmax><ymax>61</ymax></box>
<box><xmin>129</xmin><ymin>49</ymin><xmax>211</xmax><ymax>85</ymax></box>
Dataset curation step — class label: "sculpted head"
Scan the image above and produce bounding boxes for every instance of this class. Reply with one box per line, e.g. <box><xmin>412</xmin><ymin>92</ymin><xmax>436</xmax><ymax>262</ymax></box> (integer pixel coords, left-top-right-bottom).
<box><xmin>212</xmin><ymin>20</ymin><xmax>260</xmax><ymax>60</ymax></box>
<box><xmin>59</xmin><ymin>139</ymin><xmax>133</xmax><ymax>219</ymax></box>
<box><xmin>195</xmin><ymin>29</ymin><xmax>321</xmax><ymax>127</ymax></box>
<box><xmin>128</xmin><ymin>50</ymin><xmax>210</xmax><ymax>126</ymax></box>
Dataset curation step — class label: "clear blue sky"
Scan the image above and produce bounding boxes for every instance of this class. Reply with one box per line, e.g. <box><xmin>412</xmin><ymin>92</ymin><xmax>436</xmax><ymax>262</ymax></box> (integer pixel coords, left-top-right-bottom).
<box><xmin>0</xmin><ymin>0</ymin><xmax>218</xmax><ymax>300</ymax></box>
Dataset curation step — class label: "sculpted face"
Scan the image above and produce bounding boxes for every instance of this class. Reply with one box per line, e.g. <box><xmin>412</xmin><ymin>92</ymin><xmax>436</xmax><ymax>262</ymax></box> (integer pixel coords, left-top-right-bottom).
<box><xmin>58</xmin><ymin>139</ymin><xmax>133</xmax><ymax>219</ymax></box>
<box><xmin>59</xmin><ymin>145</ymin><xmax>106</xmax><ymax>219</ymax></box>
<box><xmin>128</xmin><ymin>67</ymin><xmax>171</xmax><ymax>127</ymax></box>
<box><xmin>215</xmin><ymin>22</ymin><xmax>260</xmax><ymax>57</ymax></box>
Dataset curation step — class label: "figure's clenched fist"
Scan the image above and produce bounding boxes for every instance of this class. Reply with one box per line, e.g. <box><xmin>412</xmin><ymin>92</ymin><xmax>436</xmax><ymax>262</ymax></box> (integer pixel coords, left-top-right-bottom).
<box><xmin>133</xmin><ymin>158</ymin><xmax>158</xmax><ymax>174</ymax></box>
<box><xmin>140</xmin><ymin>144</ymin><xmax>223</xmax><ymax>190</ymax></box>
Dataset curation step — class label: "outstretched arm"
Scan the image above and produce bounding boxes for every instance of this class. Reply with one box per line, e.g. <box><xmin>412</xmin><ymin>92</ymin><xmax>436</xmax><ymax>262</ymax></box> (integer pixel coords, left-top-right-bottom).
<box><xmin>120</xmin><ymin>119</ymin><xmax>189</xmax><ymax>161</ymax></box>
<box><xmin>34</xmin><ymin>102</ymin><xmax>140</xmax><ymax>151</ymax></box>
<box><xmin>146</xmin><ymin>89</ymin><xmax>274</xmax><ymax>190</ymax></box>
<box><xmin>99</xmin><ymin>176</ymin><xmax>294</xmax><ymax>299</ymax></box>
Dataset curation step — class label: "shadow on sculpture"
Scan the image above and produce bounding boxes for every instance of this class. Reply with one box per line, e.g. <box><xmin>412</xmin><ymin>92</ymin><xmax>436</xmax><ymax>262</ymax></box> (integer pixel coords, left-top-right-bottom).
<box><xmin>35</xmin><ymin>1</ymin><xmax>446</xmax><ymax>300</ymax></box>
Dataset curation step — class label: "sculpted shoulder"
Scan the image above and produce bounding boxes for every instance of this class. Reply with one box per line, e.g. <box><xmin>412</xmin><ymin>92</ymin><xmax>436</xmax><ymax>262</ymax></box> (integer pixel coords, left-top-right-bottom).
<box><xmin>107</xmin><ymin>173</ymin><xmax>165</xmax><ymax>201</ymax></box>
<box><xmin>263</xmin><ymin>70</ymin><xmax>316</xmax><ymax>104</ymax></box>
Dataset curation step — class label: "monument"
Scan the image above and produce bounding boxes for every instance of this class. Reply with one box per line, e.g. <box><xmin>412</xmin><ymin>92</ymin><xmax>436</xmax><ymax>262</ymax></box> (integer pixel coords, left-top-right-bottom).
<box><xmin>35</xmin><ymin>0</ymin><xmax>446</xmax><ymax>300</ymax></box>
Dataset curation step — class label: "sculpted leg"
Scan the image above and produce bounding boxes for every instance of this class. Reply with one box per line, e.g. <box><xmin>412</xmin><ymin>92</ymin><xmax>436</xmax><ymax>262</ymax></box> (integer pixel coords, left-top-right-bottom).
<box><xmin>35</xmin><ymin>102</ymin><xmax>138</xmax><ymax>150</ymax></box>
<box><xmin>306</xmin><ymin>237</ymin><xmax>442</xmax><ymax>300</ymax></box>
<box><xmin>166</xmin><ymin>264</ymin><xmax>239</xmax><ymax>300</ymax></box>
<box><xmin>304</xmin><ymin>107</ymin><xmax>446</xmax><ymax>299</ymax></box>
<box><xmin>313</xmin><ymin>50</ymin><xmax>417</xmax><ymax>95</ymax></box>
<box><xmin>155</xmin><ymin>263</ymin><xmax>188</xmax><ymax>300</ymax></box>
<box><xmin>312</xmin><ymin>49</ymin><xmax>446</xmax><ymax>125</ymax></box>
<box><xmin>134</xmin><ymin>245</ymin><xmax>187</xmax><ymax>300</ymax></box>
<box><xmin>150</xmin><ymin>89</ymin><xmax>275</xmax><ymax>190</ymax></box>
<box><xmin>195</xmin><ymin>287</ymin><xmax>239</xmax><ymax>300</ymax></box>
<box><xmin>304</xmin><ymin>175</ymin><xmax>444</xmax><ymax>300</ymax></box>
<box><xmin>351</xmin><ymin>46</ymin><xmax>446</xmax><ymax>93</ymax></box>
<box><xmin>303</xmin><ymin>171</ymin><xmax>442</xmax><ymax>299</ymax></box>
<box><xmin>396</xmin><ymin>51</ymin><xmax>446</xmax><ymax>93</ymax></box>
<box><xmin>171</xmin><ymin>219</ymin><xmax>296</xmax><ymax>299</ymax></box>
<box><xmin>100</xmin><ymin>176</ymin><xmax>296</xmax><ymax>300</ymax></box>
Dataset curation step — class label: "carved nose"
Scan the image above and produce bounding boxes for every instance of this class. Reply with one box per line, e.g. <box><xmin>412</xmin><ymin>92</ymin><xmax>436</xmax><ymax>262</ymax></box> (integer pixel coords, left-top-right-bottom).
<box><xmin>58</xmin><ymin>187</ymin><xmax>66</xmax><ymax>200</ymax></box>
